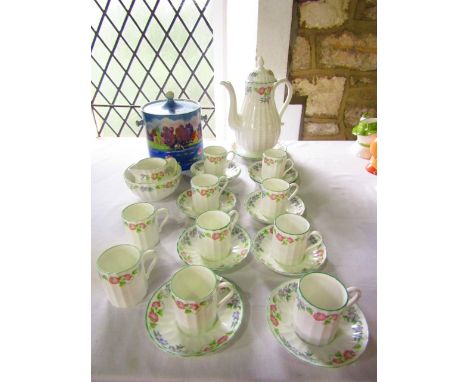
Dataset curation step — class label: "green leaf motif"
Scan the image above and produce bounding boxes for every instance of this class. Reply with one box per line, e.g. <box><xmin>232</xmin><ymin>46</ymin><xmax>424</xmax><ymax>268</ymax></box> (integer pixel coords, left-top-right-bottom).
<box><xmin>184</xmin><ymin>309</ymin><xmax>191</xmax><ymax>313</ymax></box>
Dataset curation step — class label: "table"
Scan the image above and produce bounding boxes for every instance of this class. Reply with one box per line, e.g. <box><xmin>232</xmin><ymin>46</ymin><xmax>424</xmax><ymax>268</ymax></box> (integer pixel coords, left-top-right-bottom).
<box><xmin>91</xmin><ymin>138</ymin><xmax>377</xmax><ymax>382</ymax></box>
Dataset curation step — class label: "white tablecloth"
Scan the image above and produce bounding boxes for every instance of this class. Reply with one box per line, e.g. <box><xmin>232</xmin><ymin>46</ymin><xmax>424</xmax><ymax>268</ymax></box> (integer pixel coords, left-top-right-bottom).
<box><xmin>91</xmin><ymin>138</ymin><xmax>377</xmax><ymax>382</ymax></box>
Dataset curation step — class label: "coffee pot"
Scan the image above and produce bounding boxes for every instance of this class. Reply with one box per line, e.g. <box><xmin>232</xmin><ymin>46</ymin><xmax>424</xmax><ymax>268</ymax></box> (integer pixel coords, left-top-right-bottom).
<box><xmin>220</xmin><ymin>57</ymin><xmax>292</xmax><ymax>159</ymax></box>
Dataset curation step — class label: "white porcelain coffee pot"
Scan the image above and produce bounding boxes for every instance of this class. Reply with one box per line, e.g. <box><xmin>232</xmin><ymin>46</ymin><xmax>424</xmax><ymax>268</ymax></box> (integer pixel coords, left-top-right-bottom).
<box><xmin>220</xmin><ymin>57</ymin><xmax>293</xmax><ymax>159</ymax></box>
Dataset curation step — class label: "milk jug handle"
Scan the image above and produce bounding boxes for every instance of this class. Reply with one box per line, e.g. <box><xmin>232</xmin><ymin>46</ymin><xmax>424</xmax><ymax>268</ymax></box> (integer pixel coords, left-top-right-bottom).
<box><xmin>273</xmin><ymin>78</ymin><xmax>293</xmax><ymax>120</ymax></box>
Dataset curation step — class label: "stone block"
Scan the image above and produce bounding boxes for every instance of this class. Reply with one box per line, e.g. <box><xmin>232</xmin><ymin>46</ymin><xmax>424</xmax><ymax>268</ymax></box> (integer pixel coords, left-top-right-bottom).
<box><xmin>349</xmin><ymin>75</ymin><xmax>376</xmax><ymax>87</ymax></box>
<box><xmin>319</xmin><ymin>31</ymin><xmax>377</xmax><ymax>71</ymax></box>
<box><xmin>291</xmin><ymin>36</ymin><xmax>311</xmax><ymax>71</ymax></box>
<box><xmin>292</xmin><ymin>76</ymin><xmax>346</xmax><ymax>117</ymax></box>
<box><xmin>344</xmin><ymin>105</ymin><xmax>377</xmax><ymax>128</ymax></box>
<box><xmin>304</xmin><ymin>120</ymin><xmax>339</xmax><ymax>136</ymax></box>
<box><xmin>355</xmin><ymin>0</ymin><xmax>377</xmax><ymax>21</ymax></box>
<box><xmin>299</xmin><ymin>0</ymin><xmax>350</xmax><ymax>29</ymax></box>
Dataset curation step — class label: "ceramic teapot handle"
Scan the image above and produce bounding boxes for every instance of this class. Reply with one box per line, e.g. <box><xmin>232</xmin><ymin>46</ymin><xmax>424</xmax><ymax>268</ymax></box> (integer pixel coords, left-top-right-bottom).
<box><xmin>273</xmin><ymin>78</ymin><xmax>293</xmax><ymax>120</ymax></box>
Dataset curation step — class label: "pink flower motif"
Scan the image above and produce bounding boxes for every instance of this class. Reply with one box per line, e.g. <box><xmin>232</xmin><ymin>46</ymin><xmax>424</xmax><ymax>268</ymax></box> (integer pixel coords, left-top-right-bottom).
<box><xmin>217</xmin><ymin>335</ymin><xmax>229</xmax><ymax>345</ymax></box>
<box><xmin>109</xmin><ymin>276</ymin><xmax>120</xmax><ymax>284</ymax></box>
<box><xmin>313</xmin><ymin>312</ymin><xmax>328</xmax><ymax>321</ymax></box>
<box><xmin>139</xmin><ymin>223</ymin><xmax>146</xmax><ymax>229</ymax></box>
<box><xmin>333</xmin><ymin>358</ymin><xmax>343</xmax><ymax>364</ymax></box>
<box><xmin>152</xmin><ymin>301</ymin><xmax>161</xmax><ymax>308</ymax></box>
<box><xmin>203</xmin><ymin>346</ymin><xmax>211</xmax><ymax>352</ymax></box>
<box><xmin>123</xmin><ymin>274</ymin><xmax>132</xmax><ymax>280</ymax></box>
<box><xmin>269</xmin><ymin>227</ymin><xmax>273</xmax><ymax>234</ymax></box>
<box><xmin>269</xmin><ymin>194</ymin><xmax>276</xmax><ymax>200</ymax></box>
<box><xmin>129</xmin><ymin>223</ymin><xmax>137</xmax><ymax>230</ymax></box>
<box><xmin>276</xmin><ymin>233</ymin><xmax>284</xmax><ymax>242</ymax></box>
<box><xmin>331</xmin><ymin>313</ymin><xmax>339</xmax><ymax>321</ymax></box>
<box><xmin>176</xmin><ymin>300</ymin><xmax>186</xmax><ymax>309</ymax></box>
<box><xmin>148</xmin><ymin>312</ymin><xmax>159</xmax><ymax>322</ymax></box>
<box><xmin>270</xmin><ymin>314</ymin><xmax>279</xmax><ymax>327</ymax></box>
<box><xmin>190</xmin><ymin>303</ymin><xmax>199</xmax><ymax>310</ymax></box>
<box><xmin>287</xmin><ymin>237</ymin><xmax>294</xmax><ymax>243</ymax></box>
<box><xmin>159</xmin><ymin>171</ymin><xmax>164</xmax><ymax>177</ymax></box>
<box><xmin>212</xmin><ymin>232</ymin><xmax>221</xmax><ymax>240</ymax></box>
<box><xmin>151</xmin><ymin>173</ymin><xmax>158</xmax><ymax>180</ymax></box>
<box><xmin>223</xmin><ymin>229</ymin><xmax>229</xmax><ymax>236</ymax></box>
<box><xmin>343</xmin><ymin>350</ymin><xmax>356</xmax><ymax>360</ymax></box>
<box><xmin>258</xmin><ymin>87</ymin><xmax>265</xmax><ymax>95</ymax></box>
<box><xmin>270</xmin><ymin>304</ymin><xmax>277</xmax><ymax>313</ymax></box>
<box><xmin>201</xmin><ymin>189</ymin><xmax>207</xmax><ymax>196</ymax></box>
<box><xmin>187</xmin><ymin>190</ymin><xmax>192</xmax><ymax>197</ymax></box>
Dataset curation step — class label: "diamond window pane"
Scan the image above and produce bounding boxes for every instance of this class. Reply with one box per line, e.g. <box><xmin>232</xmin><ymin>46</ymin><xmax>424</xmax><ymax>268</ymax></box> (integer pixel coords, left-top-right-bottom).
<box><xmin>91</xmin><ymin>0</ymin><xmax>215</xmax><ymax>137</ymax></box>
<box><xmin>106</xmin><ymin>0</ymin><xmax>128</xmax><ymax>29</ymax></box>
<box><xmin>178</xmin><ymin>0</ymin><xmax>200</xmax><ymax>31</ymax></box>
<box><xmin>170</xmin><ymin>20</ymin><xmax>190</xmax><ymax>51</ymax></box>
<box><xmin>192</xmin><ymin>19</ymin><xmax>212</xmax><ymax>50</ymax></box>
<box><xmin>154</xmin><ymin>1</ymin><xmax>176</xmax><ymax>32</ymax></box>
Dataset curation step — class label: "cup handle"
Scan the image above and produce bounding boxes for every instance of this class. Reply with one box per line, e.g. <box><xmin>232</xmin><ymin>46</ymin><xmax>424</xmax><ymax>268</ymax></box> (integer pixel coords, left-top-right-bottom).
<box><xmin>282</xmin><ymin>158</ymin><xmax>294</xmax><ymax>177</ymax></box>
<box><xmin>346</xmin><ymin>287</ymin><xmax>361</xmax><ymax>307</ymax></box>
<box><xmin>165</xmin><ymin>157</ymin><xmax>178</xmax><ymax>174</ymax></box>
<box><xmin>155</xmin><ymin>208</ymin><xmax>169</xmax><ymax>233</ymax></box>
<box><xmin>287</xmin><ymin>183</ymin><xmax>299</xmax><ymax>200</ymax></box>
<box><xmin>228</xmin><ymin>210</ymin><xmax>239</xmax><ymax>231</ymax></box>
<box><xmin>218</xmin><ymin>176</ymin><xmax>229</xmax><ymax>194</ymax></box>
<box><xmin>142</xmin><ymin>249</ymin><xmax>158</xmax><ymax>280</ymax></box>
<box><xmin>226</xmin><ymin>151</ymin><xmax>235</xmax><ymax>165</ymax></box>
<box><xmin>305</xmin><ymin>230</ymin><xmax>323</xmax><ymax>251</ymax></box>
<box><xmin>217</xmin><ymin>281</ymin><xmax>235</xmax><ymax>309</ymax></box>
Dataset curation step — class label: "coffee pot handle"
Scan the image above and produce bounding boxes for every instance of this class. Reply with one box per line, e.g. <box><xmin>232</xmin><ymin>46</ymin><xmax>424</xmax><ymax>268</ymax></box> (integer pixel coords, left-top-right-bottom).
<box><xmin>273</xmin><ymin>78</ymin><xmax>293</xmax><ymax>120</ymax></box>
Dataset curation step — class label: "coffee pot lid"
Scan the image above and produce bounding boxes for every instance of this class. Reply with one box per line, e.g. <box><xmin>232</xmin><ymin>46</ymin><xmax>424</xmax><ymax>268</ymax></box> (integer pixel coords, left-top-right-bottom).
<box><xmin>247</xmin><ymin>56</ymin><xmax>277</xmax><ymax>84</ymax></box>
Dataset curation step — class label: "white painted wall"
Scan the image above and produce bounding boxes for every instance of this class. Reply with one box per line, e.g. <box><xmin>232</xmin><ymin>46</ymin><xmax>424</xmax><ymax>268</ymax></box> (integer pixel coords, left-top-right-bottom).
<box><xmin>256</xmin><ymin>0</ymin><xmax>300</xmax><ymax>140</ymax></box>
<box><xmin>212</xmin><ymin>0</ymin><xmax>299</xmax><ymax>142</ymax></box>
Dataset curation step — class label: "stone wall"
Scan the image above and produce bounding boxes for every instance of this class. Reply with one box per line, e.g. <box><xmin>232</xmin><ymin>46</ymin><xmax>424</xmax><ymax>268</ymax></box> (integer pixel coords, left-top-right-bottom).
<box><xmin>288</xmin><ymin>0</ymin><xmax>377</xmax><ymax>140</ymax></box>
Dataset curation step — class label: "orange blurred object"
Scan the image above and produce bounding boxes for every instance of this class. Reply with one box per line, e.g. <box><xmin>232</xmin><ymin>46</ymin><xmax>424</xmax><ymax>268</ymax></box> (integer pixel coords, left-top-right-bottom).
<box><xmin>366</xmin><ymin>138</ymin><xmax>377</xmax><ymax>175</ymax></box>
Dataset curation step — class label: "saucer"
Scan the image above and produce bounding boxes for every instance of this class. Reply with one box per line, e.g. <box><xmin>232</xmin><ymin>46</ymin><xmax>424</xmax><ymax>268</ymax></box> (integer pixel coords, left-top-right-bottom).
<box><xmin>177</xmin><ymin>224</ymin><xmax>251</xmax><ymax>271</ymax></box>
<box><xmin>190</xmin><ymin>160</ymin><xmax>241</xmax><ymax>180</ymax></box>
<box><xmin>248</xmin><ymin>161</ymin><xmax>299</xmax><ymax>184</ymax></box>
<box><xmin>252</xmin><ymin>225</ymin><xmax>326</xmax><ymax>276</ymax></box>
<box><xmin>232</xmin><ymin>142</ymin><xmax>287</xmax><ymax>161</ymax></box>
<box><xmin>176</xmin><ymin>189</ymin><xmax>237</xmax><ymax>219</ymax></box>
<box><xmin>245</xmin><ymin>191</ymin><xmax>305</xmax><ymax>224</ymax></box>
<box><xmin>145</xmin><ymin>275</ymin><xmax>244</xmax><ymax>357</ymax></box>
<box><xmin>267</xmin><ymin>279</ymin><xmax>369</xmax><ymax>367</ymax></box>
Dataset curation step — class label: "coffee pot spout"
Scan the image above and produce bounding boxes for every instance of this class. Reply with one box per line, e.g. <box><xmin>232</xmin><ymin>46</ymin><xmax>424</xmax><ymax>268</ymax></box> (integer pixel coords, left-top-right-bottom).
<box><xmin>220</xmin><ymin>81</ymin><xmax>242</xmax><ymax>130</ymax></box>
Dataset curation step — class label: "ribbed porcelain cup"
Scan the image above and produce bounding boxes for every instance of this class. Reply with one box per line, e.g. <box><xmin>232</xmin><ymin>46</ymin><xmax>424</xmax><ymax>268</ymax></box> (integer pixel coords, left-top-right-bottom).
<box><xmin>196</xmin><ymin>210</ymin><xmax>239</xmax><ymax>261</ymax></box>
<box><xmin>191</xmin><ymin>174</ymin><xmax>229</xmax><ymax>214</ymax></box>
<box><xmin>121</xmin><ymin>203</ymin><xmax>169</xmax><ymax>251</ymax></box>
<box><xmin>271</xmin><ymin>214</ymin><xmax>323</xmax><ymax>266</ymax></box>
<box><xmin>293</xmin><ymin>272</ymin><xmax>361</xmax><ymax>346</ymax></box>
<box><xmin>261</xmin><ymin>178</ymin><xmax>298</xmax><ymax>220</ymax></box>
<box><xmin>170</xmin><ymin>265</ymin><xmax>235</xmax><ymax>335</ymax></box>
<box><xmin>261</xmin><ymin>148</ymin><xmax>294</xmax><ymax>180</ymax></box>
<box><xmin>96</xmin><ymin>244</ymin><xmax>158</xmax><ymax>308</ymax></box>
<box><xmin>129</xmin><ymin>157</ymin><xmax>178</xmax><ymax>183</ymax></box>
<box><xmin>203</xmin><ymin>145</ymin><xmax>235</xmax><ymax>177</ymax></box>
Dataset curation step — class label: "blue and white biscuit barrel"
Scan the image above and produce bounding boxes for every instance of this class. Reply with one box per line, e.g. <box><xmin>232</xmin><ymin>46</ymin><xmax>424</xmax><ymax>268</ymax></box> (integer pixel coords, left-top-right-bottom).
<box><xmin>140</xmin><ymin>91</ymin><xmax>203</xmax><ymax>171</ymax></box>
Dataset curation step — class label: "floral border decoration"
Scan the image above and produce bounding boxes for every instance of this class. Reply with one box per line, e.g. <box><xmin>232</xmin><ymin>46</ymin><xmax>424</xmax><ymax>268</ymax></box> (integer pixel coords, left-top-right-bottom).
<box><xmin>124</xmin><ymin>217</ymin><xmax>154</xmax><ymax>233</ymax></box>
<box><xmin>100</xmin><ymin>268</ymin><xmax>139</xmax><ymax>287</ymax></box>
<box><xmin>264</xmin><ymin>191</ymin><xmax>286</xmax><ymax>202</ymax></box>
